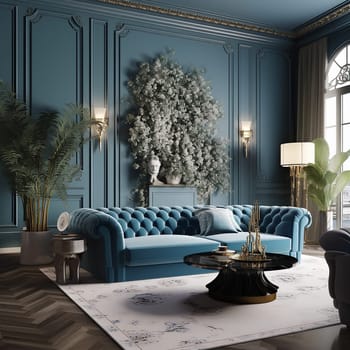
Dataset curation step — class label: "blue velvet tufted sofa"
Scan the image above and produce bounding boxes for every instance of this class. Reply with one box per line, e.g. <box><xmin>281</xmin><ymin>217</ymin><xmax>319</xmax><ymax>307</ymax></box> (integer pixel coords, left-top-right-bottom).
<box><xmin>67</xmin><ymin>205</ymin><xmax>312</xmax><ymax>282</ymax></box>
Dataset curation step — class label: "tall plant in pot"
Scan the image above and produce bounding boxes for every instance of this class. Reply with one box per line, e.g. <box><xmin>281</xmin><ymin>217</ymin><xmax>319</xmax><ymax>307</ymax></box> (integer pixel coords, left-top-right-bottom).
<box><xmin>0</xmin><ymin>82</ymin><xmax>99</xmax><ymax>264</ymax></box>
<box><xmin>303</xmin><ymin>137</ymin><xmax>350</xmax><ymax>231</ymax></box>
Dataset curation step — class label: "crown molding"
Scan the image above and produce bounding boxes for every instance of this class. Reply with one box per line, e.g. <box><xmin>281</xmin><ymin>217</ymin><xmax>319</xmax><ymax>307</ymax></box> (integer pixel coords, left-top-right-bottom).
<box><xmin>295</xmin><ymin>3</ymin><xmax>350</xmax><ymax>37</ymax></box>
<box><xmin>98</xmin><ymin>0</ymin><xmax>294</xmax><ymax>38</ymax></box>
<box><xmin>98</xmin><ymin>0</ymin><xmax>350</xmax><ymax>39</ymax></box>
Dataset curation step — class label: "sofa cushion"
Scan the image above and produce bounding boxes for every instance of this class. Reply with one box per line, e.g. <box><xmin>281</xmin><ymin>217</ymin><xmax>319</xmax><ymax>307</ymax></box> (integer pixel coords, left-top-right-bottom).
<box><xmin>195</xmin><ymin>208</ymin><xmax>242</xmax><ymax>236</ymax></box>
<box><xmin>124</xmin><ymin>235</ymin><xmax>220</xmax><ymax>266</ymax></box>
<box><xmin>206</xmin><ymin>232</ymin><xmax>291</xmax><ymax>253</ymax></box>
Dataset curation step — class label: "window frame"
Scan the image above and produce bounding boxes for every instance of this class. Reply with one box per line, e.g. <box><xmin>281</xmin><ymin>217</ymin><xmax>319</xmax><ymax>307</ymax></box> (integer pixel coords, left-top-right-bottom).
<box><xmin>325</xmin><ymin>43</ymin><xmax>350</xmax><ymax>228</ymax></box>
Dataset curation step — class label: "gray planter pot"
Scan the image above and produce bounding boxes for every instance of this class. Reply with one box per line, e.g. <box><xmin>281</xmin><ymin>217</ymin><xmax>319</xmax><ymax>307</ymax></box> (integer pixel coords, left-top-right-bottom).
<box><xmin>20</xmin><ymin>230</ymin><xmax>54</xmax><ymax>265</ymax></box>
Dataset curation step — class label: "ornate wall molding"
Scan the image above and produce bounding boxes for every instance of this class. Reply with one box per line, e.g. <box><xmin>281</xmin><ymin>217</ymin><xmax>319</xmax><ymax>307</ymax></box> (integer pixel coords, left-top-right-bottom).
<box><xmin>69</xmin><ymin>15</ymin><xmax>82</xmax><ymax>29</ymax></box>
<box><xmin>223</xmin><ymin>43</ymin><xmax>233</xmax><ymax>55</ymax></box>
<box><xmin>115</xmin><ymin>23</ymin><xmax>129</xmax><ymax>37</ymax></box>
<box><xmin>98</xmin><ymin>0</ymin><xmax>350</xmax><ymax>39</ymax></box>
<box><xmin>98</xmin><ymin>0</ymin><xmax>293</xmax><ymax>38</ymax></box>
<box><xmin>296</xmin><ymin>4</ymin><xmax>350</xmax><ymax>37</ymax></box>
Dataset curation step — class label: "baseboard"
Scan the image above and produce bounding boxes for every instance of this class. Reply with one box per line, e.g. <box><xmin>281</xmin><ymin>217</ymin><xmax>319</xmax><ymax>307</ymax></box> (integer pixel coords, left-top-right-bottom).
<box><xmin>0</xmin><ymin>247</ymin><xmax>20</xmax><ymax>254</ymax></box>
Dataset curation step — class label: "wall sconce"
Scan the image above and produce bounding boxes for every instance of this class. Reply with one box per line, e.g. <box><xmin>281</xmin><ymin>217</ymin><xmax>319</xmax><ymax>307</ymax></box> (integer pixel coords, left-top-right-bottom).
<box><xmin>240</xmin><ymin>121</ymin><xmax>253</xmax><ymax>158</ymax></box>
<box><xmin>94</xmin><ymin>107</ymin><xmax>108</xmax><ymax>150</ymax></box>
<box><xmin>280</xmin><ymin>142</ymin><xmax>315</xmax><ymax>207</ymax></box>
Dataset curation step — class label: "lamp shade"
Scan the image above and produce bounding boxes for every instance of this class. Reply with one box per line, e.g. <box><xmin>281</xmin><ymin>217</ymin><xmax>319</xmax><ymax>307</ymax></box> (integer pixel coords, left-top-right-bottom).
<box><xmin>280</xmin><ymin>142</ymin><xmax>315</xmax><ymax>167</ymax></box>
<box><xmin>94</xmin><ymin>107</ymin><xmax>106</xmax><ymax>121</ymax></box>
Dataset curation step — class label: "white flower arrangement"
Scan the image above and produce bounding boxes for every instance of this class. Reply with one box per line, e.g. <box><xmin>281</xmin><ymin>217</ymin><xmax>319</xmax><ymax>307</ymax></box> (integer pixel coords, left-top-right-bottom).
<box><xmin>127</xmin><ymin>53</ymin><xmax>229</xmax><ymax>205</ymax></box>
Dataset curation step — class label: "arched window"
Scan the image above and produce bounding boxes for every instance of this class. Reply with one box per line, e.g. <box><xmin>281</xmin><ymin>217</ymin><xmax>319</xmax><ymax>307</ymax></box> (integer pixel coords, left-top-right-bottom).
<box><xmin>325</xmin><ymin>43</ymin><xmax>350</xmax><ymax>228</ymax></box>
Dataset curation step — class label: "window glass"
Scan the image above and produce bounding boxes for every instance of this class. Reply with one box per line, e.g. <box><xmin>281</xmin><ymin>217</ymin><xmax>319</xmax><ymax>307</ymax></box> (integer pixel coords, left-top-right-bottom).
<box><xmin>342</xmin><ymin>93</ymin><xmax>350</xmax><ymax>124</ymax></box>
<box><xmin>343</xmin><ymin>124</ymin><xmax>350</xmax><ymax>169</ymax></box>
<box><xmin>325</xmin><ymin>96</ymin><xmax>336</xmax><ymax>127</ymax></box>
<box><xmin>342</xmin><ymin>187</ymin><xmax>350</xmax><ymax>227</ymax></box>
<box><xmin>325</xmin><ymin>126</ymin><xmax>336</xmax><ymax>157</ymax></box>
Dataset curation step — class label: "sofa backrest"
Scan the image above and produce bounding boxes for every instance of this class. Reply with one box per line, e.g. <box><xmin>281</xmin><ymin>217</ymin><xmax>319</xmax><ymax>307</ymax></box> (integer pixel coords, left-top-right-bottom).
<box><xmin>95</xmin><ymin>205</ymin><xmax>307</xmax><ymax>238</ymax></box>
<box><xmin>97</xmin><ymin>206</ymin><xmax>198</xmax><ymax>237</ymax></box>
<box><xmin>96</xmin><ymin>205</ymin><xmax>255</xmax><ymax>238</ymax></box>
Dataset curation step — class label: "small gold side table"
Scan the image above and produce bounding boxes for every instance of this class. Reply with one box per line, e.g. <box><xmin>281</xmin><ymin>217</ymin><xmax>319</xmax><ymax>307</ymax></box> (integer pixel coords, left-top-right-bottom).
<box><xmin>52</xmin><ymin>233</ymin><xmax>86</xmax><ymax>284</ymax></box>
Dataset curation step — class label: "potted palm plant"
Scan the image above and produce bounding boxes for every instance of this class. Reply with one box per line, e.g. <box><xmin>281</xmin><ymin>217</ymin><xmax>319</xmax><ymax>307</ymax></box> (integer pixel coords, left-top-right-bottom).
<box><xmin>303</xmin><ymin>137</ymin><xmax>350</xmax><ymax>231</ymax></box>
<box><xmin>0</xmin><ymin>82</ymin><xmax>99</xmax><ymax>264</ymax></box>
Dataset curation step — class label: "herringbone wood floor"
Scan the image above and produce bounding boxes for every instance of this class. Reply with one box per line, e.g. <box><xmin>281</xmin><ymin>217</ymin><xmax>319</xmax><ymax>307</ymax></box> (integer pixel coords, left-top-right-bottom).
<box><xmin>0</xmin><ymin>247</ymin><xmax>349</xmax><ymax>350</ymax></box>
<box><xmin>0</xmin><ymin>254</ymin><xmax>121</xmax><ymax>350</ymax></box>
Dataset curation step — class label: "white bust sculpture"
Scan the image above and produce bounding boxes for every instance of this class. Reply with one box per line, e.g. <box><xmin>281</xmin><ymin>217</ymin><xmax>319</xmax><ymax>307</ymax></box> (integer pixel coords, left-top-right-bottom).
<box><xmin>148</xmin><ymin>155</ymin><xmax>164</xmax><ymax>185</ymax></box>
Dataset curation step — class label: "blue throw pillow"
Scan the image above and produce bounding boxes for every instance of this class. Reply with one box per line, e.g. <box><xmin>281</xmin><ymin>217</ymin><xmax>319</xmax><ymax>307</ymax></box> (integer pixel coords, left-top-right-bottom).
<box><xmin>195</xmin><ymin>208</ymin><xmax>242</xmax><ymax>236</ymax></box>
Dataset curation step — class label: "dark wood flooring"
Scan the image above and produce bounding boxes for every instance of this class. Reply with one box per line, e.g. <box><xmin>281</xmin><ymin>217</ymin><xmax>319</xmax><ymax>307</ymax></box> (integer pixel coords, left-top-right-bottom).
<box><xmin>0</xmin><ymin>245</ymin><xmax>349</xmax><ymax>350</ymax></box>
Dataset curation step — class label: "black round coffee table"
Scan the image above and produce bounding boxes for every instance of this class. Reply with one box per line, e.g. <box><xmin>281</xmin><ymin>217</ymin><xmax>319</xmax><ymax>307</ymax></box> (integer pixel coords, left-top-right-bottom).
<box><xmin>184</xmin><ymin>251</ymin><xmax>297</xmax><ymax>304</ymax></box>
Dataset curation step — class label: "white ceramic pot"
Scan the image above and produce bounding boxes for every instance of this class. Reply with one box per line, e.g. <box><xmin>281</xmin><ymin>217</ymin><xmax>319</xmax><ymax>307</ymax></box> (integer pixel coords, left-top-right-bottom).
<box><xmin>166</xmin><ymin>175</ymin><xmax>182</xmax><ymax>185</ymax></box>
<box><xmin>20</xmin><ymin>230</ymin><xmax>54</xmax><ymax>265</ymax></box>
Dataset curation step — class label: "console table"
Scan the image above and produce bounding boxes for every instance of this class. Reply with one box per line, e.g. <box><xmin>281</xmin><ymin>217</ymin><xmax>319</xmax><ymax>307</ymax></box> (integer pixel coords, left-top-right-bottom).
<box><xmin>149</xmin><ymin>185</ymin><xmax>197</xmax><ymax>206</ymax></box>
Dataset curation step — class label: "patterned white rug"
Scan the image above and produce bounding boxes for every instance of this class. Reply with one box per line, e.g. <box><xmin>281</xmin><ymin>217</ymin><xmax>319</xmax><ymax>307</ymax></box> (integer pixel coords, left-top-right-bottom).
<box><xmin>41</xmin><ymin>255</ymin><xmax>340</xmax><ymax>350</ymax></box>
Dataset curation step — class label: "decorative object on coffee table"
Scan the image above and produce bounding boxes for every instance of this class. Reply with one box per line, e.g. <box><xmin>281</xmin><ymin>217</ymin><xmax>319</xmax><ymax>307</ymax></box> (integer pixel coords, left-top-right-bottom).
<box><xmin>236</xmin><ymin>200</ymin><xmax>268</xmax><ymax>262</ymax></box>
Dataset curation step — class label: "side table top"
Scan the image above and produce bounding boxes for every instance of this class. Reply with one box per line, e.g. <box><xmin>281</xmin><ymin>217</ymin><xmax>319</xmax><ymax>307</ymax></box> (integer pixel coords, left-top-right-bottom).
<box><xmin>52</xmin><ymin>233</ymin><xmax>86</xmax><ymax>255</ymax></box>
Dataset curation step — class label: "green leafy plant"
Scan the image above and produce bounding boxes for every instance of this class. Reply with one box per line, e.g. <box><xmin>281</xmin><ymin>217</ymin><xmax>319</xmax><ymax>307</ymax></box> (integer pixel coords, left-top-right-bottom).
<box><xmin>0</xmin><ymin>81</ymin><xmax>98</xmax><ymax>231</ymax></box>
<box><xmin>304</xmin><ymin>137</ymin><xmax>350</xmax><ymax>211</ymax></box>
<box><xmin>127</xmin><ymin>53</ymin><xmax>229</xmax><ymax>205</ymax></box>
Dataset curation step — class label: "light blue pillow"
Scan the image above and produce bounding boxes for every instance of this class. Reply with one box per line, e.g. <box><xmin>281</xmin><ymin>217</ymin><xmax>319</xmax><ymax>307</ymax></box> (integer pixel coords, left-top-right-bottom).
<box><xmin>195</xmin><ymin>208</ymin><xmax>242</xmax><ymax>236</ymax></box>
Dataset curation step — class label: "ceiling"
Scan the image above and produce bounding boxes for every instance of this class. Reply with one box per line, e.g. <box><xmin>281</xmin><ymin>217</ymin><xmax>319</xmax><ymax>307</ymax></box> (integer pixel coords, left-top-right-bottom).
<box><xmin>127</xmin><ymin>0</ymin><xmax>350</xmax><ymax>36</ymax></box>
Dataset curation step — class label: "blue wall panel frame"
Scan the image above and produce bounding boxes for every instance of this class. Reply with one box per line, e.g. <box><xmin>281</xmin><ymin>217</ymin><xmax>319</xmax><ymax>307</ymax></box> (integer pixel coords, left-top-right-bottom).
<box><xmin>90</xmin><ymin>18</ymin><xmax>109</xmax><ymax>208</ymax></box>
<box><xmin>0</xmin><ymin>3</ymin><xmax>22</xmax><ymax>247</ymax></box>
<box><xmin>23</xmin><ymin>7</ymin><xmax>91</xmax><ymax>213</ymax></box>
<box><xmin>237</xmin><ymin>43</ymin><xmax>257</xmax><ymax>204</ymax></box>
<box><xmin>256</xmin><ymin>48</ymin><xmax>292</xmax><ymax>205</ymax></box>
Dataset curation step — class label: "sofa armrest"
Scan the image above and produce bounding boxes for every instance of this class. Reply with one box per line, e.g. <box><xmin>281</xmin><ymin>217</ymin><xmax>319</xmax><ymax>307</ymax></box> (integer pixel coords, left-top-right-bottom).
<box><xmin>333</xmin><ymin>254</ymin><xmax>350</xmax><ymax>303</ymax></box>
<box><xmin>260</xmin><ymin>206</ymin><xmax>312</xmax><ymax>260</ymax></box>
<box><xmin>324</xmin><ymin>251</ymin><xmax>347</xmax><ymax>301</ymax></box>
<box><xmin>322</xmin><ymin>252</ymin><xmax>350</xmax><ymax>326</ymax></box>
<box><xmin>68</xmin><ymin>208</ymin><xmax>126</xmax><ymax>282</ymax></box>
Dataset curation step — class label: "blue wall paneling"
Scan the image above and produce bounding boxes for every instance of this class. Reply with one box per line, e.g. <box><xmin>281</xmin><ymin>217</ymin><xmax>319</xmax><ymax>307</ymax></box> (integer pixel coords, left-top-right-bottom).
<box><xmin>0</xmin><ymin>0</ymin><xmax>295</xmax><ymax>248</ymax></box>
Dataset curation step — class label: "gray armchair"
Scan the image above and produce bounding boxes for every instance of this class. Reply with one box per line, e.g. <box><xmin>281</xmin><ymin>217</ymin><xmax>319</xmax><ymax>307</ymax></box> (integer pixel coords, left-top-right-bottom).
<box><xmin>319</xmin><ymin>229</ymin><xmax>350</xmax><ymax>327</ymax></box>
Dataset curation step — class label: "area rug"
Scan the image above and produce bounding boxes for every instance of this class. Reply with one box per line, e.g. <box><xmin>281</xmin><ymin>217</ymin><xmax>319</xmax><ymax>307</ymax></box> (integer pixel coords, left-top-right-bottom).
<box><xmin>41</xmin><ymin>255</ymin><xmax>340</xmax><ymax>350</ymax></box>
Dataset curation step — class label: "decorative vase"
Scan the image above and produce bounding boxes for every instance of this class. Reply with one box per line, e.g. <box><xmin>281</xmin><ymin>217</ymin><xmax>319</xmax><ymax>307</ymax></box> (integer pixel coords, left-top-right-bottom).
<box><xmin>166</xmin><ymin>175</ymin><xmax>182</xmax><ymax>185</ymax></box>
<box><xmin>20</xmin><ymin>230</ymin><xmax>54</xmax><ymax>265</ymax></box>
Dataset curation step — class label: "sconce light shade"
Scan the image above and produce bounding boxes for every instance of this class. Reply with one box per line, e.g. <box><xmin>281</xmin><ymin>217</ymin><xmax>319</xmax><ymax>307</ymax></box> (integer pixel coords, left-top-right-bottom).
<box><xmin>94</xmin><ymin>107</ymin><xmax>106</xmax><ymax>121</ymax></box>
<box><xmin>241</xmin><ymin>121</ymin><xmax>252</xmax><ymax>132</ymax></box>
<box><xmin>94</xmin><ymin>107</ymin><xmax>108</xmax><ymax>150</ymax></box>
<box><xmin>240</xmin><ymin>121</ymin><xmax>253</xmax><ymax>158</ymax></box>
<box><xmin>280</xmin><ymin>142</ymin><xmax>315</xmax><ymax>167</ymax></box>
